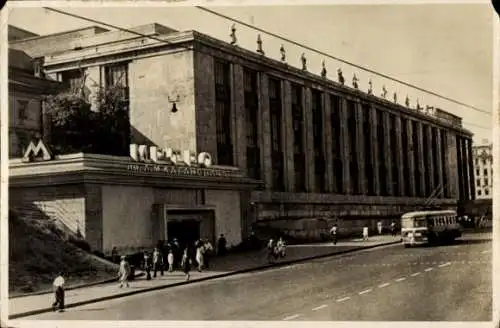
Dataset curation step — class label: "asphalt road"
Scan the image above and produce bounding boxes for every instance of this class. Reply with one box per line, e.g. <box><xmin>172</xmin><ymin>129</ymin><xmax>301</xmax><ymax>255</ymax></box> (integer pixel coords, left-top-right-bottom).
<box><xmin>28</xmin><ymin>232</ymin><xmax>492</xmax><ymax>321</ymax></box>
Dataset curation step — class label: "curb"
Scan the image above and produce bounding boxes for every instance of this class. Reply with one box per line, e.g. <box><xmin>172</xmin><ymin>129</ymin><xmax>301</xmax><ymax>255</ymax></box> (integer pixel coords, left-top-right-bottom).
<box><xmin>9</xmin><ymin>273</ymin><xmax>146</xmax><ymax>299</ymax></box>
<box><xmin>9</xmin><ymin>239</ymin><xmax>400</xmax><ymax>319</ymax></box>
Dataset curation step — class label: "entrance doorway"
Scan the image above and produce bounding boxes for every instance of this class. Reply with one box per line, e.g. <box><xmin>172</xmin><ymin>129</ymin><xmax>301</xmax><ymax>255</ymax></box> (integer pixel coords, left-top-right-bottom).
<box><xmin>167</xmin><ymin>220</ymin><xmax>200</xmax><ymax>249</ymax></box>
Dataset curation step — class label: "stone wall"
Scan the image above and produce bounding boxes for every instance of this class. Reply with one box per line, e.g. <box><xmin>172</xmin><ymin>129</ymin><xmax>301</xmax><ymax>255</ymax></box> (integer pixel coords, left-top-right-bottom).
<box><xmin>10</xmin><ymin>185</ymin><xmax>86</xmax><ymax>236</ymax></box>
<box><xmin>129</xmin><ymin>49</ymin><xmax>197</xmax><ymax>150</ymax></box>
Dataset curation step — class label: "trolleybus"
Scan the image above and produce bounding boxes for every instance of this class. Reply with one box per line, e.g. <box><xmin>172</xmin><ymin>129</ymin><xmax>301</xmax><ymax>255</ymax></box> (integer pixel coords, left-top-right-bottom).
<box><xmin>401</xmin><ymin>210</ymin><xmax>461</xmax><ymax>247</ymax></box>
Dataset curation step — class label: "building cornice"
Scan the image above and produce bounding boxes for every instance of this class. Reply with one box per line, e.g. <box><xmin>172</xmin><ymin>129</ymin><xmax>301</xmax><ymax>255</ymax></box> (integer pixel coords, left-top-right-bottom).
<box><xmin>9</xmin><ymin>153</ymin><xmax>263</xmax><ymax>191</ymax></box>
<box><xmin>251</xmin><ymin>190</ymin><xmax>459</xmax><ymax>206</ymax></box>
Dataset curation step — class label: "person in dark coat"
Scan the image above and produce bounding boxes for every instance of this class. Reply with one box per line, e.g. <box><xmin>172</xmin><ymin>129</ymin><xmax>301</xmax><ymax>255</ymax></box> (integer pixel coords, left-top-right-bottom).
<box><xmin>143</xmin><ymin>252</ymin><xmax>152</xmax><ymax>280</ymax></box>
<box><xmin>51</xmin><ymin>272</ymin><xmax>65</xmax><ymax>312</ymax></box>
<box><xmin>152</xmin><ymin>248</ymin><xmax>164</xmax><ymax>278</ymax></box>
<box><xmin>181</xmin><ymin>248</ymin><xmax>192</xmax><ymax>281</ymax></box>
<box><xmin>217</xmin><ymin>234</ymin><xmax>227</xmax><ymax>256</ymax></box>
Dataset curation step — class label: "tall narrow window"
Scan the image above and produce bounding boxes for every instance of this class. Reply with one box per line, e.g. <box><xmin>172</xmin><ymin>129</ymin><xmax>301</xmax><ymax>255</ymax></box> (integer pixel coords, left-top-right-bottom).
<box><xmin>389</xmin><ymin>114</ymin><xmax>399</xmax><ymax>195</ymax></box>
<box><xmin>363</xmin><ymin>105</ymin><xmax>374</xmax><ymax>195</ymax></box>
<box><xmin>377</xmin><ymin>110</ymin><xmax>387</xmax><ymax>196</ymax></box>
<box><xmin>456</xmin><ymin>137</ymin><xmax>464</xmax><ymax>200</ymax></box>
<box><xmin>269</xmin><ymin>77</ymin><xmax>285</xmax><ymax>191</ymax></box>
<box><xmin>105</xmin><ymin>63</ymin><xmax>129</xmax><ymax>100</ymax></box>
<box><xmin>432</xmin><ymin>127</ymin><xmax>440</xmax><ymax>196</ymax></box>
<box><xmin>440</xmin><ymin>130</ymin><xmax>449</xmax><ymax>197</ymax></box>
<box><xmin>244</xmin><ymin>68</ymin><xmax>260</xmax><ymax>179</ymax></box>
<box><xmin>330</xmin><ymin>95</ymin><xmax>343</xmax><ymax>193</ymax></box>
<box><xmin>60</xmin><ymin>69</ymin><xmax>84</xmax><ymax>93</ymax></box>
<box><xmin>401</xmin><ymin>118</ymin><xmax>410</xmax><ymax>196</ymax></box>
<box><xmin>214</xmin><ymin>60</ymin><xmax>233</xmax><ymax>166</ymax></box>
<box><xmin>412</xmin><ymin>121</ymin><xmax>422</xmax><ymax>197</ymax></box>
<box><xmin>312</xmin><ymin>89</ymin><xmax>326</xmax><ymax>193</ymax></box>
<box><xmin>422</xmin><ymin>125</ymin><xmax>432</xmax><ymax>196</ymax></box>
<box><xmin>347</xmin><ymin>100</ymin><xmax>359</xmax><ymax>194</ymax></box>
<box><xmin>292</xmin><ymin>84</ymin><xmax>306</xmax><ymax>192</ymax></box>
<box><xmin>17</xmin><ymin>100</ymin><xmax>29</xmax><ymax>121</ymax></box>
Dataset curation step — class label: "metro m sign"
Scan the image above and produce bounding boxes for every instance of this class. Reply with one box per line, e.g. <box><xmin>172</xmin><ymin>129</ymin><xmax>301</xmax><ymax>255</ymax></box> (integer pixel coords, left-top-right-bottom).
<box><xmin>22</xmin><ymin>140</ymin><xmax>53</xmax><ymax>163</ymax></box>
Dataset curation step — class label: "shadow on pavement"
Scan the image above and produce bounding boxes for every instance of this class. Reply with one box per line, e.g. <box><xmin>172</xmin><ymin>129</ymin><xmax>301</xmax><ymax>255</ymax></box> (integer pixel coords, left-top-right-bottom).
<box><xmin>74</xmin><ymin>308</ymin><xmax>107</xmax><ymax>312</ymax></box>
<box><xmin>405</xmin><ymin>238</ymin><xmax>491</xmax><ymax>249</ymax></box>
<box><xmin>448</xmin><ymin>239</ymin><xmax>492</xmax><ymax>246</ymax></box>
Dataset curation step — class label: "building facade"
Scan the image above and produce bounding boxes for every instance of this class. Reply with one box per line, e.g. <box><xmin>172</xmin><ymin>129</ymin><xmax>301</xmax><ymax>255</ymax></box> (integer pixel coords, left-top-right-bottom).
<box><xmin>8</xmin><ymin>26</ymin><xmax>66</xmax><ymax>158</ymax></box>
<box><xmin>472</xmin><ymin>141</ymin><xmax>493</xmax><ymax>199</ymax></box>
<box><xmin>9</xmin><ymin>23</ymin><xmax>475</xmax><ymax>243</ymax></box>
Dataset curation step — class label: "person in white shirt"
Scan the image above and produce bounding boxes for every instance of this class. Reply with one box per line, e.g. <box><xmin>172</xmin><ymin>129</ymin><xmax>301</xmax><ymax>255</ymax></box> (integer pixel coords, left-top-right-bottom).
<box><xmin>195</xmin><ymin>245</ymin><xmax>204</xmax><ymax>272</ymax></box>
<box><xmin>118</xmin><ymin>256</ymin><xmax>130</xmax><ymax>288</ymax></box>
<box><xmin>167</xmin><ymin>250</ymin><xmax>174</xmax><ymax>272</ymax></box>
<box><xmin>377</xmin><ymin>221</ymin><xmax>383</xmax><ymax>235</ymax></box>
<box><xmin>363</xmin><ymin>226</ymin><xmax>369</xmax><ymax>241</ymax></box>
<box><xmin>277</xmin><ymin>237</ymin><xmax>286</xmax><ymax>258</ymax></box>
<box><xmin>203</xmin><ymin>240</ymin><xmax>214</xmax><ymax>269</ymax></box>
<box><xmin>52</xmin><ymin>272</ymin><xmax>65</xmax><ymax>312</ymax></box>
<box><xmin>330</xmin><ymin>224</ymin><xmax>338</xmax><ymax>245</ymax></box>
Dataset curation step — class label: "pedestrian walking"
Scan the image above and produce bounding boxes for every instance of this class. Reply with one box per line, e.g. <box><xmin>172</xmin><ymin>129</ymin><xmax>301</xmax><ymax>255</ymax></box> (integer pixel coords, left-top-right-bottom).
<box><xmin>277</xmin><ymin>237</ymin><xmax>286</xmax><ymax>258</ymax></box>
<box><xmin>167</xmin><ymin>250</ymin><xmax>174</xmax><ymax>272</ymax></box>
<box><xmin>51</xmin><ymin>272</ymin><xmax>65</xmax><ymax>312</ymax></box>
<box><xmin>377</xmin><ymin>221</ymin><xmax>383</xmax><ymax>235</ymax></box>
<box><xmin>330</xmin><ymin>224</ymin><xmax>338</xmax><ymax>245</ymax></box>
<box><xmin>172</xmin><ymin>238</ymin><xmax>181</xmax><ymax>269</ymax></box>
<box><xmin>203</xmin><ymin>240</ymin><xmax>214</xmax><ymax>269</ymax></box>
<box><xmin>217</xmin><ymin>234</ymin><xmax>227</xmax><ymax>256</ymax></box>
<box><xmin>143</xmin><ymin>251</ymin><xmax>152</xmax><ymax>280</ymax></box>
<box><xmin>363</xmin><ymin>226</ymin><xmax>369</xmax><ymax>241</ymax></box>
<box><xmin>118</xmin><ymin>256</ymin><xmax>130</xmax><ymax>288</ymax></box>
<box><xmin>267</xmin><ymin>238</ymin><xmax>276</xmax><ymax>263</ymax></box>
<box><xmin>181</xmin><ymin>249</ymin><xmax>192</xmax><ymax>281</ymax></box>
<box><xmin>111</xmin><ymin>247</ymin><xmax>119</xmax><ymax>263</ymax></box>
<box><xmin>390</xmin><ymin>221</ymin><xmax>397</xmax><ymax>236</ymax></box>
<box><xmin>195</xmin><ymin>244</ymin><xmax>204</xmax><ymax>272</ymax></box>
<box><xmin>153</xmin><ymin>248</ymin><xmax>164</xmax><ymax>278</ymax></box>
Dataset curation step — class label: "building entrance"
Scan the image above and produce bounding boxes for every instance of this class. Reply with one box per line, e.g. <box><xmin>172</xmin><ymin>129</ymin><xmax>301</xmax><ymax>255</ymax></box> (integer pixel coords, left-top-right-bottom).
<box><xmin>167</xmin><ymin>220</ymin><xmax>200</xmax><ymax>249</ymax></box>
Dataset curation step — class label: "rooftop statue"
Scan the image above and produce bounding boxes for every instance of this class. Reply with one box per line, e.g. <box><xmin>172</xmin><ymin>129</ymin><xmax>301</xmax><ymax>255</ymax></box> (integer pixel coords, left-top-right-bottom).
<box><xmin>405</xmin><ymin>95</ymin><xmax>410</xmax><ymax>107</ymax></box>
<box><xmin>321</xmin><ymin>60</ymin><xmax>327</xmax><ymax>78</ymax></box>
<box><xmin>257</xmin><ymin>34</ymin><xmax>265</xmax><ymax>55</ymax></box>
<box><xmin>280</xmin><ymin>45</ymin><xmax>286</xmax><ymax>62</ymax></box>
<box><xmin>393</xmin><ymin>92</ymin><xmax>398</xmax><ymax>104</ymax></box>
<box><xmin>352</xmin><ymin>74</ymin><xmax>359</xmax><ymax>89</ymax></box>
<box><xmin>416</xmin><ymin>99</ymin><xmax>422</xmax><ymax>111</ymax></box>
<box><xmin>230</xmin><ymin>24</ymin><xmax>237</xmax><ymax>45</ymax></box>
<box><xmin>381</xmin><ymin>85</ymin><xmax>387</xmax><ymax>98</ymax></box>
<box><xmin>367</xmin><ymin>79</ymin><xmax>373</xmax><ymax>95</ymax></box>
<box><xmin>337</xmin><ymin>68</ymin><xmax>345</xmax><ymax>85</ymax></box>
<box><xmin>301</xmin><ymin>53</ymin><xmax>307</xmax><ymax>71</ymax></box>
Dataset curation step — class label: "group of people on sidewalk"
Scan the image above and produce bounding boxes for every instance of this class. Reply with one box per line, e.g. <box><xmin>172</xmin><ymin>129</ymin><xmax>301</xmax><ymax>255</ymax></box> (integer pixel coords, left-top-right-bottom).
<box><xmin>267</xmin><ymin>237</ymin><xmax>287</xmax><ymax>263</ymax></box>
<box><xmin>116</xmin><ymin>234</ymin><xmax>229</xmax><ymax>287</ymax></box>
<box><xmin>329</xmin><ymin>220</ymin><xmax>399</xmax><ymax>244</ymax></box>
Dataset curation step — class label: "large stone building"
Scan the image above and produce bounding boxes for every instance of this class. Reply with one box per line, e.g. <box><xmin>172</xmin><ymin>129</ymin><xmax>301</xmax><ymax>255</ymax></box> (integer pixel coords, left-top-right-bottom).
<box><xmin>9</xmin><ymin>23</ymin><xmax>475</xmax><ymax>252</ymax></box>
<box><xmin>472</xmin><ymin>140</ymin><xmax>493</xmax><ymax>199</ymax></box>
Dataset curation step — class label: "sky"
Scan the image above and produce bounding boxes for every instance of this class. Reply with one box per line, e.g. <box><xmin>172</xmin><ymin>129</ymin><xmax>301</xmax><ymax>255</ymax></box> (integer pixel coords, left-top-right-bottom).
<box><xmin>6</xmin><ymin>3</ymin><xmax>495</xmax><ymax>144</ymax></box>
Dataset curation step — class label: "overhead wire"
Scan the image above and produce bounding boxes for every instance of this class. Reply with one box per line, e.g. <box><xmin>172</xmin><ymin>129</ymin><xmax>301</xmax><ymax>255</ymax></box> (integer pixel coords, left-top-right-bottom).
<box><xmin>41</xmin><ymin>7</ymin><xmax>491</xmax><ymax>131</ymax></box>
<box><xmin>196</xmin><ymin>6</ymin><xmax>492</xmax><ymax>116</ymax></box>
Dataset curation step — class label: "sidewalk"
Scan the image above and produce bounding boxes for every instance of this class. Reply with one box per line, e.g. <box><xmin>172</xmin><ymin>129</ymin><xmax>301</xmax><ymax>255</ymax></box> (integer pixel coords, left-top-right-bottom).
<box><xmin>9</xmin><ymin>235</ymin><xmax>400</xmax><ymax>319</ymax></box>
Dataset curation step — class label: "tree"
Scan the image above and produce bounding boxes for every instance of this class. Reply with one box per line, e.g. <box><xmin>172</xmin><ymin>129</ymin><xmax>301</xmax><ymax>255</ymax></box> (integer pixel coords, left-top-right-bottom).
<box><xmin>44</xmin><ymin>84</ymin><xmax>130</xmax><ymax>156</ymax></box>
<box><xmin>44</xmin><ymin>92</ymin><xmax>96</xmax><ymax>154</ymax></box>
<box><xmin>93</xmin><ymin>84</ymin><xmax>130</xmax><ymax>156</ymax></box>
